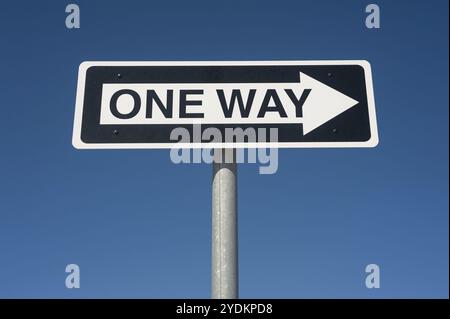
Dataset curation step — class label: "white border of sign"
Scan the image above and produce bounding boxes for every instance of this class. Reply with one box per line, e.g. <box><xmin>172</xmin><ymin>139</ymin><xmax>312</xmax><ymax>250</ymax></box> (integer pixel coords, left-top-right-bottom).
<box><xmin>72</xmin><ymin>60</ymin><xmax>378</xmax><ymax>149</ymax></box>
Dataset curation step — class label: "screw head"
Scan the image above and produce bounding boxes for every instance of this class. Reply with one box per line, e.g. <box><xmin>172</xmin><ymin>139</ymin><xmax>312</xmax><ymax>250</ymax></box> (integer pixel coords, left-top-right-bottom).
<box><xmin>113</xmin><ymin>129</ymin><xmax>119</xmax><ymax>136</ymax></box>
<box><xmin>332</xmin><ymin>128</ymin><xmax>337</xmax><ymax>133</ymax></box>
<box><xmin>327</xmin><ymin>72</ymin><xmax>333</xmax><ymax>77</ymax></box>
<box><xmin>117</xmin><ymin>73</ymin><xmax>122</xmax><ymax>79</ymax></box>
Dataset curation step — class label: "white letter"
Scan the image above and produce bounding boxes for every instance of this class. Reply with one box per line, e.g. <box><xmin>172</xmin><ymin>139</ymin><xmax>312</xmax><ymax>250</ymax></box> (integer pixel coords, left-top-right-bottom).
<box><xmin>192</xmin><ymin>123</ymin><xmax>203</xmax><ymax>163</ymax></box>
<box><xmin>170</xmin><ymin>127</ymin><xmax>191</xmax><ymax>164</ymax></box>
<box><xmin>258</xmin><ymin>128</ymin><xmax>278</xmax><ymax>175</ymax></box>
<box><xmin>365</xmin><ymin>263</ymin><xmax>380</xmax><ymax>288</ymax></box>
<box><xmin>65</xmin><ymin>4</ymin><xmax>80</xmax><ymax>29</ymax></box>
<box><xmin>225</xmin><ymin>127</ymin><xmax>256</xmax><ymax>163</ymax></box>
<box><xmin>365</xmin><ymin>4</ymin><xmax>380</xmax><ymax>29</ymax></box>
<box><xmin>65</xmin><ymin>264</ymin><xmax>80</xmax><ymax>288</ymax></box>
<box><xmin>202</xmin><ymin>127</ymin><xmax>223</xmax><ymax>164</ymax></box>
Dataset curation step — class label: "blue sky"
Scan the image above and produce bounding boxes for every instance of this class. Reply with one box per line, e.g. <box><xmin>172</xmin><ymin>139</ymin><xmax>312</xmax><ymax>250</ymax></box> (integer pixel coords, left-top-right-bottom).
<box><xmin>0</xmin><ymin>0</ymin><xmax>448</xmax><ymax>298</ymax></box>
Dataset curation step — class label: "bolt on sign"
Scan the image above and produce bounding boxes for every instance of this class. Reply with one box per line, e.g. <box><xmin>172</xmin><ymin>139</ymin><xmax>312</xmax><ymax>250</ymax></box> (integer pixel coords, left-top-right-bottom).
<box><xmin>72</xmin><ymin>61</ymin><xmax>378</xmax><ymax>149</ymax></box>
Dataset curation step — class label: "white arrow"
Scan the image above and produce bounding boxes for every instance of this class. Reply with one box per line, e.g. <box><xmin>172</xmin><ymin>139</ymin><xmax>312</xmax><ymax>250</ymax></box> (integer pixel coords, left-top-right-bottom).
<box><xmin>99</xmin><ymin>72</ymin><xmax>359</xmax><ymax>135</ymax></box>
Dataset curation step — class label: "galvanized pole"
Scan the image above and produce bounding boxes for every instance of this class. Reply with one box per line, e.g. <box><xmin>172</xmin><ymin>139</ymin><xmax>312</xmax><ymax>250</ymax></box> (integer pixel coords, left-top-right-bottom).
<box><xmin>212</xmin><ymin>148</ymin><xmax>238</xmax><ymax>299</ymax></box>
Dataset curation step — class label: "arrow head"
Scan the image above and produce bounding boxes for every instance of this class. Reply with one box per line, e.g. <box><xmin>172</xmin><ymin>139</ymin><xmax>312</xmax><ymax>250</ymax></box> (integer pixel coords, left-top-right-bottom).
<box><xmin>300</xmin><ymin>72</ymin><xmax>359</xmax><ymax>135</ymax></box>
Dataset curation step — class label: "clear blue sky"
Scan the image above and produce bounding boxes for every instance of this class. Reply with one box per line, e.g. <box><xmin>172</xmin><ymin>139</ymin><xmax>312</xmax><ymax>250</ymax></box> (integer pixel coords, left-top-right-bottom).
<box><xmin>0</xmin><ymin>0</ymin><xmax>448</xmax><ymax>298</ymax></box>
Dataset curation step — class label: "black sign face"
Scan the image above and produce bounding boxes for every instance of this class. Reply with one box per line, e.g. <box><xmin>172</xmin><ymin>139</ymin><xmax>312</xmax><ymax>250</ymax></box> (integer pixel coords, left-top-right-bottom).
<box><xmin>72</xmin><ymin>61</ymin><xmax>378</xmax><ymax>149</ymax></box>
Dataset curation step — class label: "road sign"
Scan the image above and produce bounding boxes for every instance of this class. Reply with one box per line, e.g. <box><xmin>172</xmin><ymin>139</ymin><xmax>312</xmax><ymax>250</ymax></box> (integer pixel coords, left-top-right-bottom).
<box><xmin>72</xmin><ymin>61</ymin><xmax>378</xmax><ymax>149</ymax></box>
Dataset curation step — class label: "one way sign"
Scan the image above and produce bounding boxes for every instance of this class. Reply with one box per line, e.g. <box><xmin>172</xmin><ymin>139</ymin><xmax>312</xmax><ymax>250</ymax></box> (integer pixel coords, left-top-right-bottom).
<box><xmin>72</xmin><ymin>61</ymin><xmax>378</xmax><ymax>149</ymax></box>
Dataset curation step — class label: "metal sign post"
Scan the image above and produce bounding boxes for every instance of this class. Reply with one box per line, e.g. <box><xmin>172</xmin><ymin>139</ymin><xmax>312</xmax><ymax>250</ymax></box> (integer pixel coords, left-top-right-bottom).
<box><xmin>212</xmin><ymin>149</ymin><xmax>238</xmax><ymax>299</ymax></box>
<box><xmin>72</xmin><ymin>60</ymin><xmax>379</xmax><ymax>299</ymax></box>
